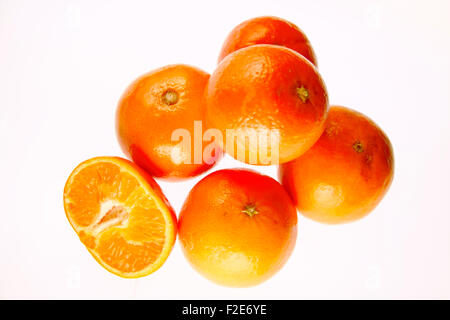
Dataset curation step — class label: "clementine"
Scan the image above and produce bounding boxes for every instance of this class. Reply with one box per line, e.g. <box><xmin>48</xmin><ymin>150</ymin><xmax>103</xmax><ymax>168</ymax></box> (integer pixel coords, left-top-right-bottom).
<box><xmin>178</xmin><ymin>169</ymin><xmax>297</xmax><ymax>287</ymax></box>
<box><xmin>63</xmin><ymin>156</ymin><xmax>177</xmax><ymax>278</ymax></box>
<box><xmin>116</xmin><ymin>64</ymin><xmax>220</xmax><ymax>180</ymax></box>
<box><xmin>206</xmin><ymin>44</ymin><xmax>328</xmax><ymax>165</ymax></box>
<box><xmin>218</xmin><ymin>16</ymin><xmax>317</xmax><ymax>66</ymax></box>
<box><xmin>279</xmin><ymin>106</ymin><xmax>394</xmax><ymax>224</ymax></box>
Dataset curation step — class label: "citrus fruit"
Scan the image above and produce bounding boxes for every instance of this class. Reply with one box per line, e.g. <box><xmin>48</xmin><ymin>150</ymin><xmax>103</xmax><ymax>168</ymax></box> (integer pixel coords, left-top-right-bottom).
<box><xmin>218</xmin><ymin>16</ymin><xmax>317</xmax><ymax>66</ymax></box>
<box><xmin>279</xmin><ymin>106</ymin><xmax>394</xmax><ymax>224</ymax></box>
<box><xmin>116</xmin><ymin>64</ymin><xmax>220</xmax><ymax>180</ymax></box>
<box><xmin>178</xmin><ymin>169</ymin><xmax>297</xmax><ymax>287</ymax></box>
<box><xmin>206</xmin><ymin>44</ymin><xmax>328</xmax><ymax>165</ymax></box>
<box><xmin>63</xmin><ymin>156</ymin><xmax>177</xmax><ymax>278</ymax></box>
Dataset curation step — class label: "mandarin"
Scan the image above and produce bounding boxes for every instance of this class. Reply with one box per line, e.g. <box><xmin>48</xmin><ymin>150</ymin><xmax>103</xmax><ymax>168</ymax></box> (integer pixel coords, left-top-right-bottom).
<box><xmin>63</xmin><ymin>157</ymin><xmax>177</xmax><ymax>278</ymax></box>
<box><xmin>116</xmin><ymin>64</ymin><xmax>220</xmax><ymax>180</ymax></box>
<box><xmin>178</xmin><ymin>169</ymin><xmax>297</xmax><ymax>287</ymax></box>
<box><xmin>279</xmin><ymin>106</ymin><xmax>394</xmax><ymax>224</ymax></box>
<box><xmin>206</xmin><ymin>44</ymin><xmax>328</xmax><ymax>165</ymax></box>
<box><xmin>218</xmin><ymin>16</ymin><xmax>317</xmax><ymax>66</ymax></box>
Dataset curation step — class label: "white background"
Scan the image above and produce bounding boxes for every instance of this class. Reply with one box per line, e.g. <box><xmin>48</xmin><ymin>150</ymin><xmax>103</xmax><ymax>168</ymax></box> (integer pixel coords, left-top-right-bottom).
<box><xmin>1</xmin><ymin>0</ymin><xmax>449</xmax><ymax>299</ymax></box>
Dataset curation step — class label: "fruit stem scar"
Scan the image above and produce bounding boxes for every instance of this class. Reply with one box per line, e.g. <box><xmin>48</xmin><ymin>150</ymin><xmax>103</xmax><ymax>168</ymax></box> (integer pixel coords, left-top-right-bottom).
<box><xmin>296</xmin><ymin>86</ymin><xmax>309</xmax><ymax>103</ymax></box>
<box><xmin>352</xmin><ymin>140</ymin><xmax>364</xmax><ymax>153</ymax></box>
<box><xmin>242</xmin><ymin>203</ymin><xmax>259</xmax><ymax>217</ymax></box>
<box><xmin>162</xmin><ymin>89</ymin><xmax>179</xmax><ymax>105</ymax></box>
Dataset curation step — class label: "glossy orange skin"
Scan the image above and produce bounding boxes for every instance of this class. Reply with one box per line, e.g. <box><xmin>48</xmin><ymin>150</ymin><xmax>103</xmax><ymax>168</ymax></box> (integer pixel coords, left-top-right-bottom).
<box><xmin>116</xmin><ymin>64</ymin><xmax>219</xmax><ymax>180</ymax></box>
<box><xmin>178</xmin><ymin>169</ymin><xmax>298</xmax><ymax>287</ymax></box>
<box><xmin>218</xmin><ymin>16</ymin><xmax>317</xmax><ymax>66</ymax></box>
<box><xmin>206</xmin><ymin>45</ymin><xmax>328</xmax><ymax>165</ymax></box>
<box><xmin>279</xmin><ymin>106</ymin><xmax>394</xmax><ymax>224</ymax></box>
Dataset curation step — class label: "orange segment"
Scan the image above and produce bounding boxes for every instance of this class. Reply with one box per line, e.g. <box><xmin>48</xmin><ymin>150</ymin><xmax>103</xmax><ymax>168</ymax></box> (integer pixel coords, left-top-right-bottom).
<box><xmin>63</xmin><ymin>157</ymin><xmax>177</xmax><ymax>278</ymax></box>
<box><xmin>96</xmin><ymin>228</ymin><xmax>164</xmax><ymax>274</ymax></box>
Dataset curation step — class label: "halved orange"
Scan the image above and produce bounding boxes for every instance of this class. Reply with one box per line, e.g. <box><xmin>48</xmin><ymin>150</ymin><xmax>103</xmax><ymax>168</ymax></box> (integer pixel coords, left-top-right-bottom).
<box><xmin>63</xmin><ymin>156</ymin><xmax>177</xmax><ymax>278</ymax></box>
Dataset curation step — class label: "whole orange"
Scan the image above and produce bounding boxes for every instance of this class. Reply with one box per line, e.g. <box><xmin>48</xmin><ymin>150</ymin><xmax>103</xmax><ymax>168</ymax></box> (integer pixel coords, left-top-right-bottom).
<box><xmin>218</xmin><ymin>16</ymin><xmax>317</xmax><ymax>66</ymax></box>
<box><xmin>206</xmin><ymin>44</ymin><xmax>328</xmax><ymax>165</ymax></box>
<box><xmin>279</xmin><ymin>106</ymin><xmax>394</xmax><ymax>224</ymax></box>
<box><xmin>116</xmin><ymin>64</ymin><xmax>220</xmax><ymax>180</ymax></box>
<box><xmin>178</xmin><ymin>169</ymin><xmax>297</xmax><ymax>287</ymax></box>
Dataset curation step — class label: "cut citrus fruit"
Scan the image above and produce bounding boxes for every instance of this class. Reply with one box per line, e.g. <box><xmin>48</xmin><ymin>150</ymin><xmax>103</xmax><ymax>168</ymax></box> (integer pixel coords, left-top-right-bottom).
<box><xmin>63</xmin><ymin>156</ymin><xmax>177</xmax><ymax>278</ymax></box>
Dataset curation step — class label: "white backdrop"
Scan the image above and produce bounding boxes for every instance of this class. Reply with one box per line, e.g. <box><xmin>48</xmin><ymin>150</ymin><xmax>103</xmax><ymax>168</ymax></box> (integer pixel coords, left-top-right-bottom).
<box><xmin>1</xmin><ymin>0</ymin><xmax>449</xmax><ymax>299</ymax></box>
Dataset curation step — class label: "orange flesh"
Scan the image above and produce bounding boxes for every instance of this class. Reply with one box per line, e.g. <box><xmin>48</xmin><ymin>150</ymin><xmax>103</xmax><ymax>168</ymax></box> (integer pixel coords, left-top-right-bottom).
<box><xmin>64</xmin><ymin>158</ymin><xmax>174</xmax><ymax>277</ymax></box>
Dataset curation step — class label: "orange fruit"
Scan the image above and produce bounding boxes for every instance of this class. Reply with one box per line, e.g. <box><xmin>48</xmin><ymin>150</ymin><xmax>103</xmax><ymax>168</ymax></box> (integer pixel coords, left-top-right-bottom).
<box><xmin>63</xmin><ymin>156</ymin><xmax>177</xmax><ymax>278</ymax></box>
<box><xmin>218</xmin><ymin>16</ymin><xmax>317</xmax><ymax>66</ymax></box>
<box><xmin>279</xmin><ymin>106</ymin><xmax>394</xmax><ymax>224</ymax></box>
<box><xmin>178</xmin><ymin>169</ymin><xmax>297</xmax><ymax>287</ymax></box>
<box><xmin>206</xmin><ymin>44</ymin><xmax>328</xmax><ymax>165</ymax></box>
<box><xmin>116</xmin><ymin>64</ymin><xmax>220</xmax><ymax>180</ymax></box>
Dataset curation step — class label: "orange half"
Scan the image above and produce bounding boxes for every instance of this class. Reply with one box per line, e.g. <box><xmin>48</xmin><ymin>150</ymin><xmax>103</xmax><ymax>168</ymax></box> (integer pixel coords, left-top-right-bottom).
<box><xmin>63</xmin><ymin>156</ymin><xmax>177</xmax><ymax>278</ymax></box>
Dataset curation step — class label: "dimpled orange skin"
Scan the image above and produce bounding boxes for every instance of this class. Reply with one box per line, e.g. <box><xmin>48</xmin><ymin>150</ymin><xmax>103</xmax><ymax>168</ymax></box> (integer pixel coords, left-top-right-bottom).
<box><xmin>206</xmin><ymin>44</ymin><xmax>328</xmax><ymax>165</ymax></box>
<box><xmin>116</xmin><ymin>64</ymin><xmax>219</xmax><ymax>180</ymax></box>
<box><xmin>279</xmin><ymin>106</ymin><xmax>394</xmax><ymax>224</ymax></box>
<box><xmin>178</xmin><ymin>169</ymin><xmax>297</xmax><ymax>287</ymax></box>
<box><xmin>218</xmin><ymin>16</ymin><xmax>317</xmax><ymax>66</ymax></box>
